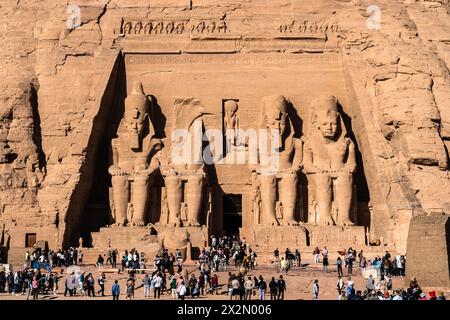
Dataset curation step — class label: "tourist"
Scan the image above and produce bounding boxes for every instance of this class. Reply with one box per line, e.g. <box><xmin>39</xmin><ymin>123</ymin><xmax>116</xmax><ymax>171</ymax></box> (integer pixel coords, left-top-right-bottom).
<box><xmin>96</xmin><ymin>254</ymin><xmax>104</xmax><ymax>271</ymax></box>
<box><xmin>86</xmin><ymin>273</ymin><xmax>95</xmax><ymax>297</ymax></box>
<box><xmin>437</xmin><ymin>291</ymin><xmax>446</xmax><ymax>300</ymax></box>
<box><xmin>273</xmin><ymin>248</ymin><xmax>280</xmax><ymax>263</ymax></box>
<box><xmin>313</xmin><ymin>247</ymin><xmax>320</xmax><ymax>263</ymax></box>
<box><xmin>366</xmin><ymin>274</ymin><xmax>375</xmax><ymax>293</ymax></box>
<box><xmin>257</xmin><ymin>275</ymin><xmax>266</xmax><ymax>300</ymax></box>
<box><xmin>112</xmin><ymin>280</ymin><xmax>120</xmax><ymax>300</ymax></box>
<box><xmin>280</xmin><ymin>257</ymin><xmax>288</xmax><ymax>274</ymax></box>
<box><xmin>143</xmin><ymin>274</ymin><xmax>151</xmax><ymax>298</ymax></box>
<box><xmin>337</xmin><ymin>257</ymin><xmax>343</xmax><ymax>277</ymax></box>
<box><xmin>154</xmin><ymin>272</ymin><xmax>163</xmax><ymax>299</ymax></box>
<box><xmin>244</xmin><ymin>276</ymin><xmax>254</xmax><ymax>300</ymax></box>
<box><xmin>126</xmin><ymin>278</ymin><xmax>134</xmax><ymax>300</ymax></box>
<box><xmin>295</xmin><ymin>249</ymin><xmax>301</xmax><ymax>267</ymax></box>
<box><xmin>231</xmin><ymin>275</ymin><xmax>241</xmax><ymax>300</ymax></box>
<box><xmin>312</xmin><ymin>279</ymin><xmax>319</xmax><ymax>300</ymax></box>
<box><xmin>269</xmin><ymin>277</ymin><xmax>278</xmax><ymax>300</ymax></box>
<box><xmin>392</xmin><ymin>290</ymin><xmax>403</xmax><ymax>300</ymax></box>
<box><xmin>64</xmin><ymin>272</ymin><xmax>75</xmax><ymax>297</ymax></box>
<box><xmin>322</xmin><ymin>246</ymin><xmax>329</xmax><ymax>272</ymax></box>
<box><xmin>170</xmin><ymin>275</ymin><xmax>177</xmax><ymax>299</ymax></box>
<box><xmin>346</xmin><ymin>277</ymin><xmax>354</xmax><ymax>296</ymax></box>
<box><xmin>277</xmin><ymin>275</ymin><xmax>286</xmax><ymax>300</ymax></box>
<box><xmin>347</xmin><ymin>250</ymin><xmax>354</xmax><ymax>275</ymax></box>
<box><xmin>78</xmin><ymin>250</ymin><xmax>83</xmax><ymax>265</ymax></box>
<box><xmin>31</xmin><ymin>276</ymin><xmax>39</xmax><ymax>300</ymax></box>
<box><xmin>336</xmin><ymin>276</ymin><xmax>344</xmax><ymax>296</ymax></box>
<box><xmin>97</xmin><ymin>273</ymin><xmax>106</xmax><ymax>297</ymax></box>
<box><xmin>359</xmin><ymin>256</ymin><xmax>367</xmax><ymax>274</ymax></box>
<box><xmin>178</xmin><ymin>281</ymin><xmax>186</xmax><ymax>300</ymax></box>
<box><xmin>210</xmin><ymin>274</ymin><xmax>219</xmax><ymax>295</ymax></box>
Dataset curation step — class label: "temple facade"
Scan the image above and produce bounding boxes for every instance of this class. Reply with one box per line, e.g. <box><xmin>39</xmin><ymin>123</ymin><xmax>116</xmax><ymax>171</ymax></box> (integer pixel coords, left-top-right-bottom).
<box><xmin>1</xmin><ymin>2</ymin><xmax>450</xmax><ymax>283</ymax></box>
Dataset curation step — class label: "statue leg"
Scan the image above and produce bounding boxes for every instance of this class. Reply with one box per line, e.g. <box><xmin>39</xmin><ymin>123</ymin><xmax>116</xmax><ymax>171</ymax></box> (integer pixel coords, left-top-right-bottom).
<box><xmin>335</xmin><ymin>172</ymin><xmax>354</xmax><ymax>226</ymax></box>
<box><xmin>313</xmin><ymin>173</ymin><xmax>334</xmax><ymax>225</ymax></box>
<box><xmin>111</xmin><ymin>175</ymin><xmax>129</xmax><ymax>226</ymax></box>
<box><xmin>165</xmin><ymin>175</ymin><xmax>182</xmax><ymax>227</ymax></box>
<box><xmin>185</xmin><ymin>174</ymin><xmax>204</xmax><ymax>227</ymax></box>
<box><xmin>279</xmin><ymin>173</ymin><xmax>298</xmax><ymax>225</ymax></box>
<box><xmin>131</xmin><ymin>175</ymin><xmax>150</xmax><ymax>226</ymax></box>
<box><xmin>259</xmin><ymin>174</ymin><xmax>279</xmax><ymax>226</ymax></box>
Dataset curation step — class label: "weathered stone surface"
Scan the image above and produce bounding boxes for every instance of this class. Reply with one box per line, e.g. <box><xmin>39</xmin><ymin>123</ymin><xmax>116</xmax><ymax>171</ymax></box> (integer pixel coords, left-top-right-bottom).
<box><xmin>0</xmin><ymin>1</ymin><xmax>449</xmax><ymax>287</ymax></box>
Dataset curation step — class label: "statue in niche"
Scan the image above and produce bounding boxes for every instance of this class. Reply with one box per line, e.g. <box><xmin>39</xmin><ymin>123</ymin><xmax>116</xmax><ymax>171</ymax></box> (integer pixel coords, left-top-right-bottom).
<box><xmin>158</xmin><ymin>187</ymin><xmax>169</xmax><ymax>225</ymax></box>
<box><xmin>251</xmin><ymin>172</ymin><xmax>261</xmax><ymax>225</ymax></box>
<box><xmin>303</xmin><ymin>95</ymin><xmax>356</xmax><ymax>226</ymax></box>
<box><xmin>256</xmin><ymin>95</ymin><xmax>302</xmax><ymax>226</ymax></box>
<box><xmin>161</xmin><ymin>97</ymin><xmax>206</xmax><ymax>228</ymax></box>
<box><xmin>223</xmin><ymin>100</ymin><xmax>241</xmax><ymax>147</ymax></box>
<box><xmin>109</xmin><ymin>81</ymin><xmax>163</xmax><ymax>227</ymax></box>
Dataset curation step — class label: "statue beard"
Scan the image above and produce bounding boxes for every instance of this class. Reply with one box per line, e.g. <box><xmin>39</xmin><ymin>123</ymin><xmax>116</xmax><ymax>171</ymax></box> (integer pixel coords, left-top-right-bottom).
<box><xmin>129</xmin><ymin>130</ymin><xmax>140</xmax><ymax>150</ymax></box>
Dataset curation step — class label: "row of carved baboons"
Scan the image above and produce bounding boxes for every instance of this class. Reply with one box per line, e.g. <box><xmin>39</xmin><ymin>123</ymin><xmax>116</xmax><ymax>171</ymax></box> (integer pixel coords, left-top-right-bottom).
<box><xmin>279</xmin><ymin>20</ymin><xmax>339</xmax><ymax>33</ymax></box>
<box><xmin>122</xmin><ymin>19</ymin><xmax>227</xmax><ymax>35</ymax></box>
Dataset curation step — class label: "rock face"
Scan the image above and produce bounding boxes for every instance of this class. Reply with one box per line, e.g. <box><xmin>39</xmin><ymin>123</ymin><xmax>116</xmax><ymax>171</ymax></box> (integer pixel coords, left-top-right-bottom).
<box><xmin>0</xmin><ymin>0</ymin><xmax>449</xmax><ymax>275</ymax></box>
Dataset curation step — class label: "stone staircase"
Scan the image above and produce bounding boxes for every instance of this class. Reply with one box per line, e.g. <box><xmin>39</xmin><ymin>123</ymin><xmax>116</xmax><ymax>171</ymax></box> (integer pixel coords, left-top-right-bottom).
<box><xmin>87</xmin><ymin>226</ymin><xmax>162</xmax><ymax>264</ymax></box>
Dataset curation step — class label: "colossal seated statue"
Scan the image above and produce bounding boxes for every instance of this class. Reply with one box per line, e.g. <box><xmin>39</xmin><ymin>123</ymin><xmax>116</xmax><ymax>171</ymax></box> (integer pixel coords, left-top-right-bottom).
<box><xmin>255</xmin><ymin>95</ymin><xmax>302</xmax><ymax>226</ymax></box>
<box><xmin>108</xmin><ymin>81</ymin><xmax>163</xmax><ymax>226</ymax></box>
<box><xmin>160</xmin><ymin>97</ymin><xmax>207</xmax><ymax>228</ymax></box>
<box><xmin>304</xmin><ymin>95</ymin><xmax>356</xmax><ymax>226</ymax></box>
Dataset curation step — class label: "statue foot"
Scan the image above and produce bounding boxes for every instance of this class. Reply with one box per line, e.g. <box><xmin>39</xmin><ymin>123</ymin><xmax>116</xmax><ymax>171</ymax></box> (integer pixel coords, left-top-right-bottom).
<box><xmin>187</xmin><ymin>221</ymin><xmax>201</xmax><ymax>227</ymax></box>
<box><xmin>266</xmin><ymin>219</ymin><xmax>279</xmax><ymax>226</ymax></box>
<box><xmin>115</xmin><ymin>222</ymin><xmax>126</xmax><ymax>227</ymax></box>
<box><xmin>337</xmin><ymin>219</ymin><xmax>354</xmax><ymax>227</ymax></box>
<box><xmin>318</xmin><ymin>217</ymin><xmax>334</xmax><ymax>226</ymax></box>
<box><xmin>134</xmin><ymin>221</ymin><xmax>146</xmax><ymax>227</ymax></box>
<box><xmin>284</xmin><ymin>220</ymin><xmax>299</xmax><ymax>226</ymax></box>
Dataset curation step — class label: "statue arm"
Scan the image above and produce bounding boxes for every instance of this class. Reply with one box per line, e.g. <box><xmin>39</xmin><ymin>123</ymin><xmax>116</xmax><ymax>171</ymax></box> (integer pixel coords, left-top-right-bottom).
<box><xmin>108</xmin><ymin>140</ymin><xmax>127</xmax><ymax>175</ymax></box>
<box><xmin>291</xmin><ymin>137</ymin><xmax>303</xmax><ymax>169</ymax></box>
<box><xmin>343</xmin><ymin>139</ymin><xmax>357</xmax><ymax>173</ymax></box>
<box><xmin>303</xmin><ymin>139</ymin><xmax>318</xmax><ymax>174</ymax></box>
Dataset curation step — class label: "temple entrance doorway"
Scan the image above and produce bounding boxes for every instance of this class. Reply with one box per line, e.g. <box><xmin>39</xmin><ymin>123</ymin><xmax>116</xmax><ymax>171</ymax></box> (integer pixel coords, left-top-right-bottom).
<box><xmin>223</xmin><ymin>194</ymin><xmax>242</xmax><ymax>238</ymax></box>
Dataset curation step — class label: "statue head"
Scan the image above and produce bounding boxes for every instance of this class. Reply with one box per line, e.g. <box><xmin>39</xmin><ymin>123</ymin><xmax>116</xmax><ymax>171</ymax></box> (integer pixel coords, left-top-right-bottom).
<box><xmin>224</xmin><ymin>100</ymin><xmax>238</xmax><ymax>118</ymax></box>
<box><xmin>312</xmin><ymin>95</ymin><xmax>343</xmax><ymax>140</ymax></box>
<box><xmin>260</xmin><ymin>95</ymin><xmax>288</xmax><ymax>135</ymax></box>
<box><xmin>124</xmin><ymin>81</ymin><xmax>150</xmax><ymax>150</ymax></box>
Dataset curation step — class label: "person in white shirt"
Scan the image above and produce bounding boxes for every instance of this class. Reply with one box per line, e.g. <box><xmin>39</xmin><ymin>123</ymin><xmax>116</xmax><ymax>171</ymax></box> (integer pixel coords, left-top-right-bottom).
<box><xmin>154</xmin><ymin>273</ymin><xmax>163</xmax><ymax>299</ymax></box>
<box><xmin>392</xmin><ymin>290</ymin><xmax>403</xmax><ymax>300</ymax></box>
<box><xmin>178</xmin><ymin>281</ymin><xmax>186</xmax><ymax>300</ymax></box>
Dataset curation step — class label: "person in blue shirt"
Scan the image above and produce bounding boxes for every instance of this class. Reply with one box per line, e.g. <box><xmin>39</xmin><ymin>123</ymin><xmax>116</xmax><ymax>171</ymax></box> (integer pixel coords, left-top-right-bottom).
<box><xmin>112</xmin><ymin>280</ymin><xmax>120</xmax><ymax>300</ymax></box>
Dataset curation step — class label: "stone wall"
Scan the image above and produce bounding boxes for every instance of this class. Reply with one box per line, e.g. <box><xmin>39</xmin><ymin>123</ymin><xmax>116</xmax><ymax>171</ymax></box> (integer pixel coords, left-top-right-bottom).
<box><xmin>406</xmin><ymin>213</ymin><xmax>450</xmax><ymax>287</ymax></box>
<box><xmin>0</xmin><ymin>1</ymin><xmax>449</xmax><ymax>260</ymax></box>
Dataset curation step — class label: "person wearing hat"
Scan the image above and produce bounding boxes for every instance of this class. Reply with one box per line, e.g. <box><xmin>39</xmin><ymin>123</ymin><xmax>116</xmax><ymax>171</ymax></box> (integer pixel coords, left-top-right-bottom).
<box><xmin>382</xmin><ymin>291</ymin><xmax>391</xmax><ymax>300</ymax></box>
<box><xmin>437</xmin><ymin>291</ymin><xmax>446</xmax><ymax>300</ymax></box>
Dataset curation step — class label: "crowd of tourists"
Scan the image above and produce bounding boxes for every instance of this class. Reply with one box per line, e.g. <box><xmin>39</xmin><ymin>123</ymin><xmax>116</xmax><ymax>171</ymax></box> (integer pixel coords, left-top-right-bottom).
<box><xmin>0</xmin><ymin>237</ymin><xmax>447</xmax><ymax>301</ymax></box>
<box><xmin>23</xmin><ymin>247</ymin><xmax>83</xmax><ymax>271</ymax></box>
<box><xmin>0</xmin><ymin>267</ymin><xmax>59</xmax><ymax>299</ymax></box>
<box><xmin>331</xmin><ymin>275</ymin><xmax>446</xmax><ymax>300</ymax></box>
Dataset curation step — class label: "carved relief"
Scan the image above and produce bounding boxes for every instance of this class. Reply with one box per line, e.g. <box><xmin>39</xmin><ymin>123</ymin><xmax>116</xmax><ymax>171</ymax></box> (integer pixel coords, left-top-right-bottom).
<box><xmin>279</xmin><ymin>20</ymin><xmax>339</xmax><ymax>33</ymax></box>
<box><xmin>121</xmin><ymin>17</ymin><xmax>227</xmax><ymax>36</ymax></box>
<box><xmin>223</xmin><ymin>100</ymin><xmax>241</xmax><ymax>147</ymax></box>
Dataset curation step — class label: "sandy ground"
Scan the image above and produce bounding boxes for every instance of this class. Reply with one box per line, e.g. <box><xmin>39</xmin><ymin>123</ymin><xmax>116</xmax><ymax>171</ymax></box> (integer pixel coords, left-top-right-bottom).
<box><xmin>3</xmin><ymin>258</ymin><xmax>444</xmax><ymax>301</ymax></box>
